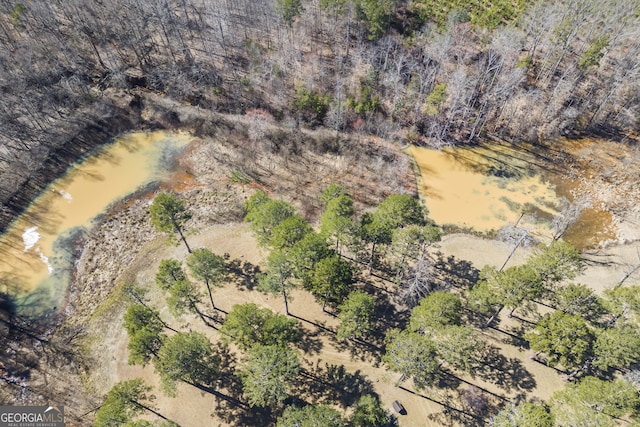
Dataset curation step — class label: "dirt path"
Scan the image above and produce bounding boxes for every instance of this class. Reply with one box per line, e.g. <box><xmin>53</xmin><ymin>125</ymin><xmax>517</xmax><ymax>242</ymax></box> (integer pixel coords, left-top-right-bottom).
<box><xmin>73</xmin><ymin>129</ymin><xmax>640</xmax><ymax>426</ymax></box>
<box><xmin>87</xmin><ymin>223</ymin><xmax>449</xmax><ymax>426</ymax></box>
<box><xmin>80</xmin><ymin>220</ymin><xmax>640</xmax><ymax>426</ymax></box>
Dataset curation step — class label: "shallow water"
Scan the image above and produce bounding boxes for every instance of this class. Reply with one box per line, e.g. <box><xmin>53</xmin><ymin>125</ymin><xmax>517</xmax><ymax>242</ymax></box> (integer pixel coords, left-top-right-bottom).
<box><xmin>410</xmin><ymin>143</ymin><xmax>616</xmax><ymax>248</ymax></box>
<box><xmin>0</xmin><ymin>131</ymin><xmax>190</xmax><ymax>312</ymax></box>
<box><xmin>410</xmin><ymin>144</ymin><xmax>558</xmax><ymax>240</ymax></box>
<box><xmin>548</xmin><ymin>173</ymin><xmax>617</xmax><ymax>249</ymax></box>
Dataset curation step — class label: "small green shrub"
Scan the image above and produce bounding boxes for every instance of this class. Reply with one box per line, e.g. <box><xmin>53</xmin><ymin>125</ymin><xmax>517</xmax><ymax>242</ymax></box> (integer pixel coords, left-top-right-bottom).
<box><xmin>579</xmin><ymin>36</ymin><xmax>609</xmax><ymax>70</ymax></box>
<box><xmin>11</xmin><ymin>3</ymin><xmax>26</xmax><ymax>25</ymax></box>
<box><xmin>516</xmin><ymin>55</ymin><xmax>534</xmax><ymax>69</ymax></box>
<box><xmin>347</xmin><ymin>72</ymin><xmax>380</xmax><ymax>116</ymax></box>
<box><xmin>410</xmin><ymin>0</ymin><xmax>526</xmax><ymax>29</ymax></box>
<box><xmin>294</xmin><ymin>87</ymin><xmax>331</xmax><ymax>127</ymax></box>
<box><xmin>423</xmin><ymin>83</ymin><xmax>447</xmax><ymax>115</ymax></box>
<box><xmin>230</xmin><ymin>171</ymin><xmax>251</xmax><ymax>184</ymax></box>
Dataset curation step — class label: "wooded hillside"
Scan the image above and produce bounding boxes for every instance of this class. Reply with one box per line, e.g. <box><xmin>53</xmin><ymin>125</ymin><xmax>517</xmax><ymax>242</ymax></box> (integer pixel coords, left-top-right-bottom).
<box><xmin>1</xmin><ymin>0</ymin><xmax>638</xmax><ymax>228</ymax></box>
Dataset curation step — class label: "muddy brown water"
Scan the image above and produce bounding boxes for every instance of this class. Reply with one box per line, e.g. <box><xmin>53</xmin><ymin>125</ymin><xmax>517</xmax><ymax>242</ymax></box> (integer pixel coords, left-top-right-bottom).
<box><xmin>410</xmin><ymin>142</ymin><xmax>615</xmax><ymax>249</ymax></box>
<box><xmin>0</xmin><ymin>131</ymin><xmax>190</xmax><ymax>312</ymax></box>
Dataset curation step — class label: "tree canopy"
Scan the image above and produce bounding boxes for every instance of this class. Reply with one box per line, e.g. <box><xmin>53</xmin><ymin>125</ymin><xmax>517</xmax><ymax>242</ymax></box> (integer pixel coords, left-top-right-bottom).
<box><xmin>406</xmin><ymin>292</ymin><xmax>483</xmax><ymax>373</ymax></box>
<box><xmin>550</xmin><ymin>377</ymin><xmax>640</xmax><ymax>426</ymax></box>
<box><xmin>383</xmin><ymin>329</ymin><xmax>440</xmax><ymax>389</ymax></box>
<box><xmin>269</xmin><ymin>215</ymin><xmax>313</xmax><ymax>250</ymax></box>
<box><xmin>372</xmin><ymin>194</ymin><xmax>425</xmax><ymax>229</ymax></box>
<box><xmin>592</xmin><ymin>323</ymin><xmax>640</xmax><ymax>372</ymax></box>
<box><xmin>554</xmin><ymin>283</ymin><xmax>605</xmax><ymax>321</ymax></box>
<box><xmin>240</xmin><ymin>344</ymin><xmax>301</xmax><ymax>407</ymax></box>
<box><xmin>187</xmin><ymin>248</ymin><xmax>226</xmax><ymax>310</ymax></box>
<box><xmin>123</xmin><ymin>305</ymin><xmax>165</xmax><ymax>366</ymax></box>
<box><xmin>309</xmin><ymin>255</ymin><xmax>354</xmax><ymax>309</ymax></box>
<box><xmin>468</xmin><ymin>264</ymin><xmax>543</xmax><ymax>318</ymax></box>
<box><xmin>360</xmin><ymin>193</ymin><xmax>426</xmax><ymax>272</ymax></box>
<box><xmin>336</xmin><ymin>290</ymin><xmax>376</xmax><ymax>340</ymax></box>
<box><xmin>166</xmin><ymin>278</ymin><xmax>206</xmax><ymax>323</ymax></box>
<box><xmin>320</xmin><ymin>183</ymin><xmax>347</xmax><ymax>206</ymax></box>
<box><xmin>388</xmin><ymin>224</ymin><xmax>442</xmax><ymax>269</ymax></box>
<box><xmin>491</xmin><ymin>402</ymin><xmax>554</xmax><ymax>427</ymax></box>
<box><xmin>603</xmin><ymin>285</ymin><xmax>640</xmax><ymax>323</ymax></box>
<box><xmin>277</xmin><ymin>404</ymin><xmax>344</xmax><ymax>427</ymax></box>
<box><xmin>429</xmin><ymin>325</ymin><xmax>484</xmax><ymax>372</ymax></box>
<box><xmin>150</xmin><ymin>193</ymin><xmax>192</xmax><ymax>253</ymax></box>
<box><xmin>153</xmin><ymin>332</ymin><xmax>219</xmax><ymax>396</ymax></box>
<box><xmin>258</xmin><ymin>250</ymin><xmax>296</xmax><ymax>315</ymax></box>
<box><xmin>356</xmin><ymin>0</ymin><xmax>396</xmax><ymax>40</ymax></box>
<box><xmin>289</xmin><ymin>232</ymin><xmax>333</xmax><ymax>285</ymax></box>
<box><xmin>276</xmin><ymin>0</ymin><xmax>304</xmax><ymax>27</ymax></box>
<box><xmin>244</xmin><ymin>193</ymin><xmax>296</xmax><ymax>245</ymax></box>
<box><xmin>320</xmin><ymin>194</ymin><xmax>355</xmax><ymax>254</ymax></box>
<box><xmin>528</xmin><ymin>241</ymin><xmax>583</xmax><ymax>288</ymax></box>
<box><xmin>155</xmin><ymin>259</ymin><xmax>187</xmax><ymax>291</ymax></box>
<box><xmin>95</xmin><ymin>379</ymin><xmax>151</xmax><ymax>427</ymax></box>
<box><xmin>350</xmin><ymin>394</ymin><xmax>387</xmax><ymax>427</ymax></box>
<box><xmin>409</xmin><ymin>291</ymin><xmax>462</xmax><ymax>331</ymax></box>
<box><xmin>220</xmin><ymin>303</ymin><xmax>301</xmax><ymax>350</ymax></box>
<box><xmin>525</xmin><ymin>310</ymin><xmax>594</xmax><ymax>370</ymax></box>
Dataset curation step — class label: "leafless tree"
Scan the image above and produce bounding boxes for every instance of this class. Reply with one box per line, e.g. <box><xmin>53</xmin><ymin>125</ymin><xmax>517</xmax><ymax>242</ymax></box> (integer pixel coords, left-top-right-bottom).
<box><xmin>397</xmin><ymin>251</ymin><xmax>444</xmax><ymax>308</ymax></box>
<box><xmin>551</xmin><ymin>196</ymin><xmax>592</xmax><ymax>241</ymax></box>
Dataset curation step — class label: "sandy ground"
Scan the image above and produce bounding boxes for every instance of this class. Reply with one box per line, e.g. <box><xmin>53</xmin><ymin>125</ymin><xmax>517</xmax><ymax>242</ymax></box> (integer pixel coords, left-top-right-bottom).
<box><xmin>78</xmin><ymin>220</ymin><xmax>640</xmax><ymax>427</ymax></box>
<box><xmin>74</xmin><ymin>133</ymin><xmax>640</xmax><ymax>426</ymax></box>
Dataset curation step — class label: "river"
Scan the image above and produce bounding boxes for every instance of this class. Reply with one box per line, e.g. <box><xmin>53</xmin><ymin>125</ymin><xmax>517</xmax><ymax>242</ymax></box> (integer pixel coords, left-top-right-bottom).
<box><xmin>0</xmin><ymin>131</ymin><xmax>190</xmax><ymax>313</ymax></box>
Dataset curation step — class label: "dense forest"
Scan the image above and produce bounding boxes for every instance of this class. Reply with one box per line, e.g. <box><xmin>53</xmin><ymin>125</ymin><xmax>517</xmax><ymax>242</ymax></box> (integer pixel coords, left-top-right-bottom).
<box><xmin>1</xmin><ymin>0</ymin><xmax>639</xmax><ymax>230</ymax></box>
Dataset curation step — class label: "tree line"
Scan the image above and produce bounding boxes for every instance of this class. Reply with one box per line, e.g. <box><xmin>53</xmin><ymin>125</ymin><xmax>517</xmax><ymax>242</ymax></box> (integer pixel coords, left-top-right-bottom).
<box><xmin>99</xmin><ymin>188</ymin><xmax>403</xmax><ymax>425</ymax></box>
<box><xmin>102</xmin><ymin>186</ymin><xmax>640</xmax><ymax>425</ymax></box>
<box><xmin>2</xmin><ymin>0</ymin><xmax>639</xmax><ymax>230</ymax></box>
<box><xmin>104</xmin><ymin>186</ymin><xmax>445</xmax><ymax>424</ymax></box>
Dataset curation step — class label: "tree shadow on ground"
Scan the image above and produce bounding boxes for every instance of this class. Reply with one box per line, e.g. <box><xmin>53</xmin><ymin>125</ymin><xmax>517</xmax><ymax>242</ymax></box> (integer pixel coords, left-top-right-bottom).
<box><xmin>456</xmin><ymin>385</ymin><xmax>507</xmax><ymax>426</ymax></box>
<box><xmin>429</xmin><ymin>409</ymin><xmax>487</xmax><ymax>427</ymax></box>
<box><xmin>396</xmin><ymin>384</ymin><xmax>484</xmax><ymax>426</ymax></box>
<box><xmin>190</xmin><ymin>381</ymin><xmax>275</xmax><ymax>427</ymax></box>
<box><xmin>187</xmin><ymin>308</ymin><xmax>224</xmax><ymax>331</ymax></box>
<box><xmin>433</xmin><ymin>253</ymin><xmax>480</xmax><ymax>290</ymax></box>
<box><xmin>290</xmin><ymin>313</ymin><xmax>333</xmax><ymax>335</ymax></box>
<box><xmin>226</xmin><ymin>258</ymin><xmax>260</xmax><ymax>291</ymax></box>
<box><xmin>529</xmin><ymin>355</ymin><xmax>570</xmax><ymax>376</ymax></box>
<box><xmin>294</xmin><ymin>363</ymin><xmax>375</xmax><ymax>408</ymax></box>
<box><xmin>370</xmin><ymin>287</ymin><xmax>408</xmax><ymax>332</ymax></box>
<box><xmin>190</xmin><ymin>343</ymin><xmax>276</xmax><ymax>427</ymax></box>
<box><xmin>471</xmin><ymin>346</ymin><xmax>537</xmax><ymax>393</ymax></box>
<box><xmin>463</xmin><ymin>307</ymin><xmax>493</xmax><ymax>329</ymax></box>
<box><xmin>509</xmin><ymin>311</ymin><xmax>538</xmax><ymax>327</ymax></box>
<box><xmin>329</xmin><ymin>334</ymin><xmax>384</xmax><ymax>366</ymax></box>
<box><xmin>426</xmin><ymin>372</ymin><xmax>511</xmax><ymax>425</ymax></box>
<box><xmin>436</xmin><ymin>370</ymin><xmax>508</xmax><ymax>403</ymax></box>
<box><xmin>462</xmin><ymin>308</ymin><xmax>530</xmax><ymax>350</ymax></box>
<box><xmin>496</xmin><ymin>323</ymin><xmax>531</xmax><ymax>349</ymax></box>
<box><xmin>295</xmin><ymin>325</ymin><xmax>324</xmax><ymax>356</ymax></box>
